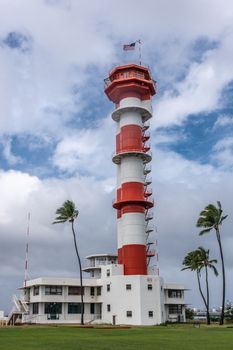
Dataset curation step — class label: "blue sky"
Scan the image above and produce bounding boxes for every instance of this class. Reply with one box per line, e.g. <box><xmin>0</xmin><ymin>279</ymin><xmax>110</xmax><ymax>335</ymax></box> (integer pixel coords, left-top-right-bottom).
<box><xmin>0</xmin><ymin>0</ymin><xmax>233</xmax><ymax>313</ymax></box>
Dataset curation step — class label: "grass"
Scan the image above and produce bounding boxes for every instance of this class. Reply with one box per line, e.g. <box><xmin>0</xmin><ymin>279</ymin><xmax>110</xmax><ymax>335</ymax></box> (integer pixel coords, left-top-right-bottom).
<box><xmin>0</xmin><ymin>324</ymin><xmax>233</xmax><ymax>350</ymax></box>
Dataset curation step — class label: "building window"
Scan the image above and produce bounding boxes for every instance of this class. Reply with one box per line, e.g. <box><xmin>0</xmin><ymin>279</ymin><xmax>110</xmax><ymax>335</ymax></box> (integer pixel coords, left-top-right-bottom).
<box><xmin>68</xmin><ymin>303</ymin><xmax>83</xmax><ymax>314</ymax></box>
<box><xmin>126</xmin><ymin>311</ymin><xmax>132</xmax><ymax>317</ymax></box>
<box><xmin>45</xmin><ymin>286</ymin><xmax>62</xmax><ymax>295</ymax></box>
<box><xmin>90</xmin><ymin>287</ymin><xmax>95</xmax><ymax>296</ymax></box>
<box><xmin>33</xmin><ymin>286</ymin><xmax>39</xmax><ymax>296</ymax></box>
<box><xmin>126</xmin><ymin>284</ymin><xmax>131</xmax><ymax>290</ymax></box>
<box><xmin>168</xmin><ymin>290</ymin><xmax>182</xmax><ymax>298</ymax></box>
<box><xmin>147</xmin><ymin>284</ymin><xmax>153</xmax><ymax>290</ymax></box>
<box><xmin>44</xmin><ymin>303</ymin><xmax>62</xmax><ymax>314</ymax></box>
<box><xmin>148</xmin><ymin>311</ymin><xmax>153</xmax><ymax>318</ymax></box>
<box><xmin>107</xmin><ymin>284</ymin><xmax>110</xmax><ymax>292</ymax></box>
<box><xmin>107</xmin><ymin>304</ymin><xmax>111</xmax><ymax>312</ymax></box>
<box><xmin>168</xmin><ymin>305</ymin><xmax>182</xmax><ymax>315</ymax></box>
<box><xmin>106</xmin><ymin>269</ymin><xmax>110</xmax><ymax>277</ymax></box>
<box><xmin>97</xmin><ymin>287</ymin><xmax>101</xmax><ymax>296</ymax></box>
<box><xmin>68</xmin><ymin>286</ymin><xmax>85</xmax><ymax>295</ymax></box>
<box><xmin>32</xmin><ymin>303</ymin><xmax>39</xmax><ymax>314</ymax></box>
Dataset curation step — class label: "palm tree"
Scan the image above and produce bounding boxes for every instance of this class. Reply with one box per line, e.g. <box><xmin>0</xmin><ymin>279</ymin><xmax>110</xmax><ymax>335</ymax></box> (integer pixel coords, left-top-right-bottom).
<box><xmin>182</xmin><ymin>249</ymin><xmax>208</xmax><ymax>323</ymax></box>
<box><xmin>196</xmin><ymin>201</ymin><xmax>228</xmax><ymax>325</ymax></box>
<box><xmin>196</xmin><ymin>247</ymin><xmax>218</xmax><ymax>325</ymax></box>
<box><xmin>182</xmin><ymin>247</ymin><xmax>218</xmax><ymax>325</ymax></box>
<box><xmin>53</xmin><ymin>200</ymin><xmax>84</xmax><ymax>325</ymax></box>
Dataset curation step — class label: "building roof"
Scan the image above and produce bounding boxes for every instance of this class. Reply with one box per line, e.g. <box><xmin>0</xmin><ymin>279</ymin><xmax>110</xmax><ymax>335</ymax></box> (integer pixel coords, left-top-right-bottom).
<box><xmin>85</xmin><ymin>254</ymin><xmax>117</xmax><ymax>259</ymax></box>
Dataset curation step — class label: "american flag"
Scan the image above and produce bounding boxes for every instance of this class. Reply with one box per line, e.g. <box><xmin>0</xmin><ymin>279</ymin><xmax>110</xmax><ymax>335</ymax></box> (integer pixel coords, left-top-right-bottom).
<box><xmin>123</xmin><ymin>42</ymin><xmax>136</xmax><ymax>51</ymax></box>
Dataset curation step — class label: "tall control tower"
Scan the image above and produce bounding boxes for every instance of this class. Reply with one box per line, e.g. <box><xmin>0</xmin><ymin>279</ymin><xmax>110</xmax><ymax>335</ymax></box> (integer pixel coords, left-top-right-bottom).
<box><xmin>105</xmin><ymin>64</ymin><xmax>156</xmax><ymax>276</ymax></box>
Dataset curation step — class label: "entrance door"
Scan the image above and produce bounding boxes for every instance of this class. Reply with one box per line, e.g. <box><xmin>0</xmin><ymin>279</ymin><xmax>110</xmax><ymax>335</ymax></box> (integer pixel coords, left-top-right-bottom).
<box><xmin>90</xmin><ymin>303</ymin><xmax>95</xmax><ymax>314</ymax></box>
<box><xmin>112</xmin><ymin>315</ymin><xmax>116</xmax><ymax>325</ymax></box>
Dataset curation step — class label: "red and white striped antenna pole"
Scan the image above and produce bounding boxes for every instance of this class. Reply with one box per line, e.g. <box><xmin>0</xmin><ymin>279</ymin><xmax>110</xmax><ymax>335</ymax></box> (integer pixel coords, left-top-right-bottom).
<box><xmin>24</xmin><ymin>212</ymin><xmax>30</xmax><ymax>288</ymax></box>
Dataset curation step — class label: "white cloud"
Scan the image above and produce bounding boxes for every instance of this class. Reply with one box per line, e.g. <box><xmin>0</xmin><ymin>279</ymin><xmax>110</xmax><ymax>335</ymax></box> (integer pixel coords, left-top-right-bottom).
<box><xmin>52</xmin><ymin>117</ymin><xmax>115</xmax><ymax>177</ymax></box>
<box><xmin>153</xmin><ymin>30</ymin><xmax>233</xmax><ymax>128</ymax></box>
<box><xmin>214</xmin><ymin>115</ymin><xmax>233</xmax><ymax>128</ymax></box>
<box><xmin>0</xmin><ymin>137</ymin><xmax>23</xmax><ymax>165</ymax></box>
<box><xmin>212</xmin><ymin>137</ymin><xmax>233</xmax><ymax>169</ymax></box>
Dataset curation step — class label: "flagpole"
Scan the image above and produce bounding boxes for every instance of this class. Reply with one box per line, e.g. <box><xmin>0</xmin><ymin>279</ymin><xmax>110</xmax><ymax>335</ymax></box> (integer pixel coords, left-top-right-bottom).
<box><xmin>138</xmin><ymin>40</ymin><xmax>142</xmax><ymax>65</ymax></box>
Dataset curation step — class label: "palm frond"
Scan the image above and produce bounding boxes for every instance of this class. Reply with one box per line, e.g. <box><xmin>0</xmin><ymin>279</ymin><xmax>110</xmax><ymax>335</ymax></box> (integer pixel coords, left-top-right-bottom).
<box><xmin>209</xmin><ymin>264</ymin><xmax>219</xmax><ymax>276</ymax></box>
<box><xmin>220</xmin><ymin>215</ymin><xmax>228</xmax><ymax>225</ymax></box>
<box><xmin>53</xmin><ymin>200</ymin><xmax>79</xmax><ymax>225</ymax></box>
<box><xmin>199</xmin><ymin>228</ymin><xmax>212</xmax><ymax>235</ymax></box>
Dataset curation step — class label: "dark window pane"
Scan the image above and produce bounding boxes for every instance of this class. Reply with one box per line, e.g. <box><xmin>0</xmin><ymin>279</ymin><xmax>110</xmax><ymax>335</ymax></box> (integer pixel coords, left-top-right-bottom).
<box><xmin>33</xmin><ymin>286</ymin><xmax>39</xmax><ymax>296</ymax></box>
<box><xmin>68</xmin><ymin>286</ymin><xmax>85</xmax><ymax>295</ymax></box>
<box><xmin>168</xmin><ymin>305</ymin><xmax>182</xmax><ymax>314</ymax></box>
<box><xmin>32</xmin><ymin>303</ymin><xmax>39</xmax><ymax>314</ymax></box>
<box><xmin>90</xmin><ymin>303</ymin><xmax>95</xmax><ymax>314</ymax></box>
<box><xmin>45</xmin><ymin>286</ymin><xmax>62</xmax><ymax>295</ymax></box>
<box><xmin>68</xmin><ymin>303</ymin><xmax>83</xmax><ymax>314</ymax></box>
<box><xmin>44</xmin><ymin>303</ymin><xmax>62</xmax><ymax>314</ymax></box>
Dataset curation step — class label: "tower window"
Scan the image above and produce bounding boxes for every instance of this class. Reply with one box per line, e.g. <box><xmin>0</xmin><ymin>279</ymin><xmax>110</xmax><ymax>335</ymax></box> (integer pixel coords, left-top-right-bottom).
<box><xmin>107</xmin><ymin>284</ymin><xmax>110</xmax><ymax>292</ymax></box>
<box><xmin>148</xmin><ymin>311</ymin><xmax>153</xmax><ymax>318</ymax></box>
<box><xmin>107</xmin><ymin>304</ymin><xmax>111</xmax><ymax>312</ymax></box>
<box><xmin>126</xmin><ymin>284</ymin><xmax>132</xmax><ymax>290</ymax></box>
<box><xmin>106</xmin><ymin>269</ymin><xmax>110</xmax><ymax>277</ymax></box>
<box><xmin>126</xmin><ymin>311</ymin><xmax>132</xmax><ymax>317</ymax></box>
<box><xmin>147</xmin><ymin>284</ymin><xmax>153</xmax><ymax>290</ymax></box>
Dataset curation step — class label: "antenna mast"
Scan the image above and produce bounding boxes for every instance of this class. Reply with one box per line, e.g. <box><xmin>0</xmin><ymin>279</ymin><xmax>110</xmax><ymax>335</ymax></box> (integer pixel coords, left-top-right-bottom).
<box><xmin>24</xmin><ymin>212</ymin><xmax>30</xmax><ymax>288</ymax></box>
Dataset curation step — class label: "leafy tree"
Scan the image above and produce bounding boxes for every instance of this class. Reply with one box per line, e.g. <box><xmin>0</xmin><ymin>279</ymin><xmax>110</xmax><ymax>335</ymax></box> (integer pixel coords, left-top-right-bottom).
<box><xmin>182</xmin><ymin>247</ymin><xmax>218</xmax><ymax>325</ymax></box>
<box><xmin>196</xmin><ymin>201</ymin><xmax>228</xmax><ymax>325</ymax></box>
<box><xmin>53</xmin><ymin>200</ymin><xmax>84</xmax><ymax>325</ymax></box>
<box><xmin>185</xmin><ymin>308</ymin><xmax>195</xmax><ymax>320</ymax></box>
<box><xmin>225</xmin><ymin>307</ymin><xmax>233</xmax><ymax>322</ymax></box>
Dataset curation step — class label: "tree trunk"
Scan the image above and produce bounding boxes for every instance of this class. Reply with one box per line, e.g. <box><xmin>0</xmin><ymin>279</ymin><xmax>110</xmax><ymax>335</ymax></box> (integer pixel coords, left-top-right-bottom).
<box><xmin>196</xmin><ymin>270</ymin><xmax>208</xmax><ymax>311</ymax></box>
<box><xmin>205</xmin><ymin>265</ymin><xmax>210</xmax><ymax>325</ymax></box>
<box><xmin>72</xmin><ymin>221</ymin><xmax>84</xmax><ymax>325</ymax></box>
<box><xmin>216</xmin><ymin>228</ymin><xmax>225</xmax><ymax>325</ymax></box>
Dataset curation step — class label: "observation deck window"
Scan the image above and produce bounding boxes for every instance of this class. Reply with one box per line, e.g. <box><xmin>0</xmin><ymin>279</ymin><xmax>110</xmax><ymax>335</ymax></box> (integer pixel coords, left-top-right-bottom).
<box><xmin>112</xmin><ymin>70</ymin><xmax>146</xmax><ymax>81</ymax></box>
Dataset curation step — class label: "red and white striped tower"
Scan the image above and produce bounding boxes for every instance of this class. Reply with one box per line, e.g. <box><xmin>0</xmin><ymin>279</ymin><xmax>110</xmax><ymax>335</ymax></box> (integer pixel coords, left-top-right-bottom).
<box><xmin>105</xmin><ymin>64</ymin><xmax>156</xmax><ymax>275</ymax></box>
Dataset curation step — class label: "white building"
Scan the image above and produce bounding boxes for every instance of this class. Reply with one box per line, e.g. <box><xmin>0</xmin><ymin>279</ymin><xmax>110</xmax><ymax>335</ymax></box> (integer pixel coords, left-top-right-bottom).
<box><xmin>9</xmin><ymin>254</ymin><xmax>185</xmax><ymax>325</ymax></box>
<box><xmin>9</xmin><ymin>63</ymin><xmax>186</xmax><ymax>325</ymax></box>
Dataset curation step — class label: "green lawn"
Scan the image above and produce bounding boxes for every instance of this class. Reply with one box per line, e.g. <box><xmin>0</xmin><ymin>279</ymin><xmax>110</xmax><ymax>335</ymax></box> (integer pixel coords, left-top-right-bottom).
<box><xmin>0</xmin><ymin>324</ymin><xmax>233</xmax><ymax>350</ymax></box>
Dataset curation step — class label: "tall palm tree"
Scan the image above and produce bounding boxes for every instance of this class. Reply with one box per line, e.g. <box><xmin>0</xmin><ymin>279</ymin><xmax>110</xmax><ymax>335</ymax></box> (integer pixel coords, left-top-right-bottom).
<box><xmin>196</xmin><ymin>201</ymin><xmax>228</xmax><ymax>325</ymax></box>
<box><xmin>182</xmin><ymin>247</ymin><xmax>218</xmax><ymax>325</ymax></box>
<box><xmin>53</xmin><ymin>200</ymin><xmax>84</xmax><ymax>325</ymax></box>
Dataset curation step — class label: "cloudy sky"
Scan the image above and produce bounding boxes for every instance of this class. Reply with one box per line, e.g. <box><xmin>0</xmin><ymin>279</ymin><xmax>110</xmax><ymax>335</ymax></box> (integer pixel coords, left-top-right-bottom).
<box><xmin>0</xmin><ymin>0</ymin><xmax>233</xmax><ymax>313</ymax></box>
